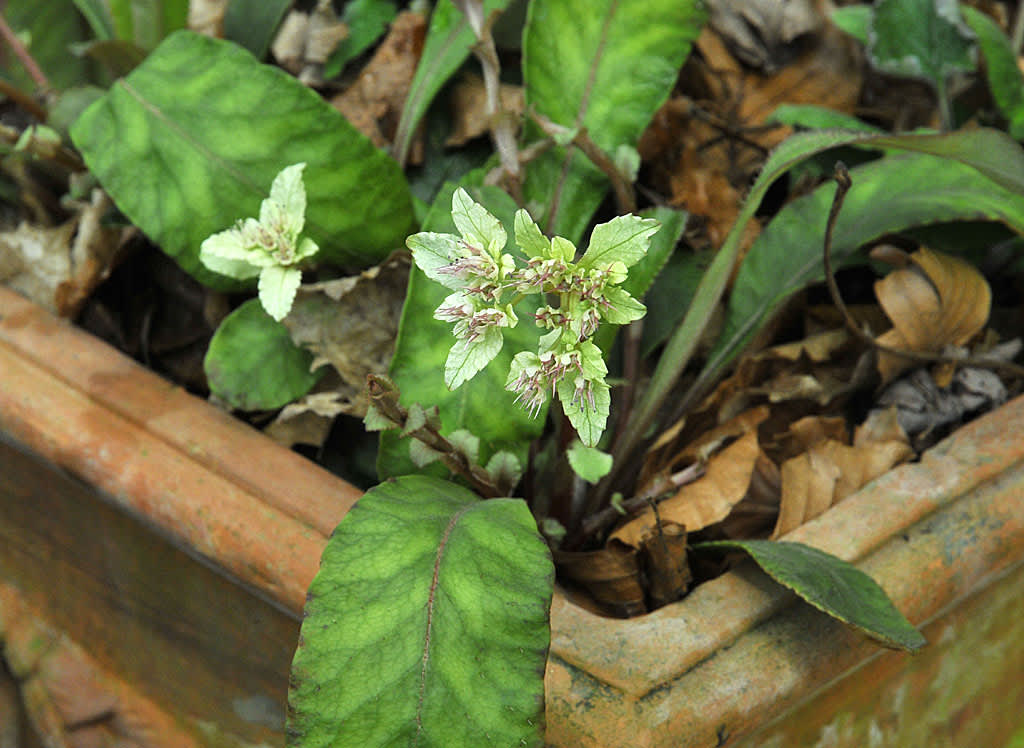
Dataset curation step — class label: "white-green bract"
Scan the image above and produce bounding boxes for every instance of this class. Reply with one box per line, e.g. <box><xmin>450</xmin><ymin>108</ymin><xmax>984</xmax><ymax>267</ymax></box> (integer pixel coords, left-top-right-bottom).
<box><xmin>199</xmin><ymin>162</ymin><xmax>320</xmax><ymax>321</ymax></box>
<box><xmin>406</xmin><ymin>188</ymin><xmax>659</xmax><ymax>447</ymax></box>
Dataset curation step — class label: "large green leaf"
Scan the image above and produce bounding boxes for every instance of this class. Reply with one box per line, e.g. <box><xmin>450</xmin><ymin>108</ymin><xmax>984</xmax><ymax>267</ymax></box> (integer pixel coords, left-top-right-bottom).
<box><xmin>379</xmin><ymin>182</ymin><xmax>542</xmax><ymax>478</ymax></box>
<box><xmin>712</xmin><ymin>150</ymin><xmax>1024</xmax><ymax>377</ymax></box>
<box><xmin>694</xmin><ymin>540</ymin><xmax>926</xmax><ymax>651</ymax></box>
<box><xmin>71</xmin><ymin>30</ymin><xmax>415</xmax><ymax>289</ymax></box>
<box><xmin>617</xmin><ymin>127</ymin><xmax>1024</xmax><ymax>463</ymax></box>
<box><xmin>521</xmin><ymin>0</ymin><xmax>705</xmax><ymax>241</ymax></box>
<box><xmin>392</xmin><ymin>0</ymin><xmax>514</xmax><ymax>166</ymax></box>
<box><xmin>288</xmin><ymin>475</ymin><xmax>553</xmax><ymax>748</ymax></box>
<box><xmin>204</xmin><ymin>299</ymin><xmax>323</xmax><ymax>410</ymax></box>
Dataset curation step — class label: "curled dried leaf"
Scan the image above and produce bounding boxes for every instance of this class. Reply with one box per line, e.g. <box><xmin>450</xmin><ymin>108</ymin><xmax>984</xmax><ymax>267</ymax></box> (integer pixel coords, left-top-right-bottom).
<box><xmin>874</xmin><ymin>247</ymin><xmax>991</xmax><ymax>384</ymax></box>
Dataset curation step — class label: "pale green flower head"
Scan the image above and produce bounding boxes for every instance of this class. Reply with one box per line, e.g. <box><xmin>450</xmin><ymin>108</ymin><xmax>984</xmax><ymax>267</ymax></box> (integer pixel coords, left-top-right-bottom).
<box><xmin>200</xmin><ymin>162</ymin><xmax>320</xmax><ymax>321</ymax></box>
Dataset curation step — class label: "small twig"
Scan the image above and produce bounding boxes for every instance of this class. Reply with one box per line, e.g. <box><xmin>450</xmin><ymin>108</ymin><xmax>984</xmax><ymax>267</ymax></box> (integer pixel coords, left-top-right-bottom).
<box><xmin>529</xmin><ymin>110</ymin><xmax>636</xmax><ymax>215</ymax></box>
<box><xmin>824</xmin><ymin>163</ymin><xmax>1024</xmax><ymax>379</ymax></box>
<box><xmin>578</xmin><ymin>462</ymin><xmax>705</xmax><ymax>541</ymax></box>
<box><xmin>366</xmin><ymin>375</ymin><xmax>504</xmax><ymax>498</ymax></box>
<box><xmin>0</xmin><ymin>78</ymin><xmax>47</xmax><ymax>121</ymax></box>
<box><xmin>0</xmin><ymin>13</ymin><xmax>50</xmax><ymax>95</ymax></box>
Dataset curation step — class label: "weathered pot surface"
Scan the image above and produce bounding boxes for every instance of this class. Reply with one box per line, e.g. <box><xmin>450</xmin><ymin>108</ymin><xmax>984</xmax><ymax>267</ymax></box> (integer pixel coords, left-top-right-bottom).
<box><xmin>2</xmin><ymin>286</ymin><xmax>1022</xmax><ymax>746</ymax></box>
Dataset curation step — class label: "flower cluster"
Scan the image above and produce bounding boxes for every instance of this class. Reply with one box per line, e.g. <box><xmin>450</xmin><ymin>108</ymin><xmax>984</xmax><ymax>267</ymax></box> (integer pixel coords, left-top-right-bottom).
<box><xmin>200</xmin><ymin>163</ymin><xmax>319</xmax><ymax>321</ymax></box>
<box><xmin>407</xmin><ymin>188</ymin><xmax>658</xmax><ymax>446</ymax></box>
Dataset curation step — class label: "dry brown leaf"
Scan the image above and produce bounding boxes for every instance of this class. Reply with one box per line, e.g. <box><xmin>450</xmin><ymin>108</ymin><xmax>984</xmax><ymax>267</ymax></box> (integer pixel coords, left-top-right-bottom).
<box><xmin>0</xmin><ymin>190</ymin><xmax>127</xmax><ymax>317</ymax></box>
<box><xmin>615</xmin><ymin>431</ymin><xmax>763</xmax><ymax>548</ymax></box>
<box><xmin>773</xmin><ymin>414</ymin><xmax>848</xmax><ymax>462</ymax></box>
<box><xmin>874</xmin><ymin>247</ymin><xmax>991</xmax><ymax>384</ymax></box>
<box><xmin>264</xmin><ymin>389</ymin><xmax>351</xmax><ymax>448</ymax></box>
<box><xmin>331</xmin><ymin>11</ymin><xmax>426</xmax><ymax>151</ymax></box>
<box><xmin>445</xmin><ymin>73</ymin><xmax>524</xmax><ymax>147</ymax></box>
<box><xmin>771</xmin><ymin>427</ymin><xmax>912</xmax><ymax>538</ymax></box>
<box><xmin>282</xmin><ymin>252</ymin><xmax>409</xmax><ymax>417</ymax></box>
<box><xmin>553</xmin><ymin>545</ymin><xmax>646</xmax><ymax>617</ymax></box>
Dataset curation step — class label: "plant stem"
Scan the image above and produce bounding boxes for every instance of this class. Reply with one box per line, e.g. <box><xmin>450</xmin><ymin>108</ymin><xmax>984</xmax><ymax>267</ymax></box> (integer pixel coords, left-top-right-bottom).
<box><xmin>0</xmin><ymin>13</ymin><xmax>50</xmax><ymax>95</ymax></box>
<box><xmin>529</xmin><ymin>110</ymin><xmax>636</xmax><ymax>214</ymax></box>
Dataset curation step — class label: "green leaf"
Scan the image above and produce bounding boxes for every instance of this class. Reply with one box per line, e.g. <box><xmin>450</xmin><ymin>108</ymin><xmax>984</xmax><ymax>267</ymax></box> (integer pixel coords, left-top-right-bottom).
<box><xmin>70</xmin><ymin>30</ymin><xmax>414</xmax><ymax>290</ymax></box>
<box><xmin>287</xmin><ymin>475</ymin><xmax>553</xmax><ymax>748</ymax></box>
<box><xmin>830</xmin><ymin>5</ymin><xmax>871</xmax><ymax>43</ymax></box>
<box><xmin>223</xmin><ymin>0</ymin><xmax>291</xmax><ymax>59</ymax></box>
<box><xmin>72</xmin><ymin>0</ymin><xmax>116</xmax><ymax>40</ymax></box>
<box><xmin>324</xmin><ymin>0</ymin><xmax>398</xmax><ymax>78</ymax></box>
<box><xmin>2</xmin><ymin>0</ymin><xmax>95</xmax><ymax>91</ymax></box>
<box><xmin>452</xmin><ymin>187</ymin><xmax>507</xmax><ymax>255</ymax></box>
<box><xmin>712</xmin><ymin>149</ymin><xmax>1024</xmax><ymax>391</ymax></box>
<box><xmin>380</xmin><ymin>182</ymin><xmax>543</xmax><ymax>479</ymax></box>
<box><xmin>962</xmin><ymin>5</ymin><xmax>1024</xmax><ymax>140</ymax></box>
<box><xmin>566</xmin><ymin>442</ymin><xmax>613</xmax><ymax>484</ymax></box>
<box><xmin>514</xmin><ymin>208</ymin><xmax>551</xmax><ymax>258</ymax></box>
<box><xmin>257</xmin><ymin>265</ymin><xmax>301</xmax><ymax>321</ymax></box>
<box><xmin>867</xmin><ymin>0</ymin><xmax>976</xmax><ymax>89</ymax></box>
<box><xmin>393</xmin><ymin>0</ymin><xmax>514</xmax><ymax>166</ymax></box>
<box><xmin>767</xmin><ymin>104</ymin><xmax>882</xmax><ymax>133</ymax></box>
<box><xmin>204</xmin><ymin>299</ymin><xmax>322</xmax><ymax>410</ymax></box>
<box><xmin>407</xmin><ymin>233</ymin><xmax>464</xmax><ymax>288</ymax></box>
<box><xmin>639</xmin><ymin>247</ymin><xmax>709</xmax><ymax>358</ymax></box>
<box><xmin>579</xmin><ymin>214</ymin><xmax>660</xmax><ymax>270</ymax></box>
<box><xmin>619</xmin><ymin>126</ymin><xmax>1024</xmax><ymax>463</ymax></box>
<box><xmin>445</xmin><ymin>326</ymin><xmax>504</xmax><ymax>389</ymax></box>
<box><xmin>600</xmin><ymin>286</ymin><xmax>645</xmax><ymax>325</ymax></box>
<box><xmin>694</xmin><ymin>540</ymin><xmax>927</xmax><ymax>651</ymax></box>
<box><xmin>558</xmin><ymin>376</ymin><xmax>610</xmax><ymax>448</ymax></box>
<box><xmin>522</xmin><ymin>0</ymin><xmax>705</xmax><ymax>241</ymax></box>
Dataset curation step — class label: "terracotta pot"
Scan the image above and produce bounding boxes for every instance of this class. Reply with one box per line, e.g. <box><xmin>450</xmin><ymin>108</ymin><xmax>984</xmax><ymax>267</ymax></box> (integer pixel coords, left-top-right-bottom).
<box><xmin>2</xmin><ymin>285</ymin><xmax>1023</xmax><ymax>746</ymax></box>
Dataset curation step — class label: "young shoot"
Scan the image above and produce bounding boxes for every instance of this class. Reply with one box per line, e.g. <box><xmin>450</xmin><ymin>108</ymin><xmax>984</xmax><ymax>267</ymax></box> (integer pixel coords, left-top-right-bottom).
<box><xmin>199</xmin><ymin>162</ymin><xmax>320</xmax><ymax>321</ymax></box>
<box><xmin>406</xmin><ymin>188</ymin><xmax>659</xmax><ymax>447</ymax></box>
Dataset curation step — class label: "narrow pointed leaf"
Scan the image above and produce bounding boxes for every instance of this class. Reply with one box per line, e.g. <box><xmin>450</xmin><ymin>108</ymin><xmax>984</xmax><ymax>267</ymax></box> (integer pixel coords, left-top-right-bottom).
<box><xmin>694</xmin><ymin>540</ymin><xmax>926</xmax><ymax>651</ymax></box>
<box><xmin>71</xmin><ymin>30</ymin><xmax>414</xmax><ymax>289</ymax></box>
<box><xmin>288</xmin><ymin>475</ymin><xmax>553</xmax><ymax>748</ymax></box>
<box><xmin>393</xmin><ymin>0</ymin><xmax>513</xmax><ymax>165</ymax></box>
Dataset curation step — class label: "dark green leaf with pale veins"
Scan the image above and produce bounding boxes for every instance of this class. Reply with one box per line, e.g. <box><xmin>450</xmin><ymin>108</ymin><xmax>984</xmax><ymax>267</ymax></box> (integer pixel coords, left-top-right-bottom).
<box><xmin>288</xmin><ymin>475</ymin><xmax>553</xmax><ymax>748</ymax></box>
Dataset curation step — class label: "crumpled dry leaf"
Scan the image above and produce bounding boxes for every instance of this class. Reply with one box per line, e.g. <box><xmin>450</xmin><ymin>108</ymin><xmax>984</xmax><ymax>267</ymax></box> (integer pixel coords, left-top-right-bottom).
<box><xmin>331</xmin><ymin>11</ymin><xmax>426</xmax><ymax>152</ymax></box>
<box><xmin>272</xmin><ymin>0</ymin><xmax>349</xmax><ymax>85</ymax></box>
<box><xmin>188</xmin><ymin>0</ymin><xmax>227</xmax><ymax>37</ymax></box>
<box><xmin>264</xmin><ymin>388</ymin><xmax>350</xmax><ymax>448</ymax></box>
<box><xmin>615</xmin><ymin>429</ymin><xmax>765</xmax><ymax>548</ymax></box>
<box><xmin>0</xmin><ymin>190</ymin><xmax>128</xmax><ymax>317</ymax></box>
<box><xmin>874</xmin><ymin>247</ymin><xmax>991</xmax><ymax>384</ymax></box>
<box><xmin>282</xmin><ymin>252</ymin><xmax>409</xmax><ymax>418</ymax></box>
<box><xmin>639</xmin><ymin>22</ymin><xmax>860</xmax><ymax>251</ymax></box>
<box><xmin>445</xmin><ymin>73</ymin><xmax>524</xmax><ymax>147</ymax></box>
<box><xmin>643</xmin><ymin>329</ymin><xmax>858</xmax><ymax>481</ymax></box>
<box><xmin>770</xmin><ymin>409</ymin><xmax>912</xmax><ymax>538</ymax></box>
<box><xmin>707</xmin><ymin>0</ymin><xmax>822</xmax><ymax>72</ymax></box>
<box><xmin>553</xmin><ymin>545</ymin><xmax>646</xmax><ymax>617</ymax></box>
